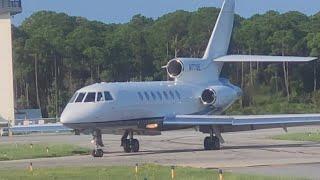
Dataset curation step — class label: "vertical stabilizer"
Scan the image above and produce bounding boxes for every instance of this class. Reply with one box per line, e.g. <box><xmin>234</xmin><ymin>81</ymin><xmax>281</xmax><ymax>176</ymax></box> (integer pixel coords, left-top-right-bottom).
<box><xmin>203</xmin><ymin>0</ymin><xmax>235</xmax><ymax>60</ymax></box>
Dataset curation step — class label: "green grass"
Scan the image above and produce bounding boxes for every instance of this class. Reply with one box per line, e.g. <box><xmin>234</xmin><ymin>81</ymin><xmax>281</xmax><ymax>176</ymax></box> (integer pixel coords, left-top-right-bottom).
<box><xmin>0</xmin><ymin>143</ymin><xmax>90</xmax><ymax>161</ymax></box>
<box><xmin>272</xmin><ymin>132</ymin><xmax>320</xmax><ymax>142</ymax></box>
<box><xmin>0</xmin><ymin>164</ymin><xmax>309</xmax><ymax>180</ymax></box>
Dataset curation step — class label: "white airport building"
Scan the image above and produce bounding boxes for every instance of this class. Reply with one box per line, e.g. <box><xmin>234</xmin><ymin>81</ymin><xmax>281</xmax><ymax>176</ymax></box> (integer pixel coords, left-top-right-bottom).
<box><xmin>0</xmin><ymin>0</ymin><xmax>22</xmax><ymax>127</ymax></box>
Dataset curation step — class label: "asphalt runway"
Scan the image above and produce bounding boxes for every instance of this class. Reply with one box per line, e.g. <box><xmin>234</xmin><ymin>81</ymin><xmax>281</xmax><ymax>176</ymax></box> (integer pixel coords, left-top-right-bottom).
<box><xmin>1</xmin><ymin>126</ymin><xmax>320</xmax><ymax>179</ymax></box>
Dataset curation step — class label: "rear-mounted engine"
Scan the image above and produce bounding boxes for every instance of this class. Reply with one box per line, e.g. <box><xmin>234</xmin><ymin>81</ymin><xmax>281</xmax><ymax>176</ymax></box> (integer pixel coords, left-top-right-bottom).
<box><xmin>201</xmin><ymin>89</ymin><xmax>217</xmax><ymax>105</ymax></box>
<box><xmin>167</xmin><ymin>59</ymin><xmax>183</xmax><ymax>78</ymax></box>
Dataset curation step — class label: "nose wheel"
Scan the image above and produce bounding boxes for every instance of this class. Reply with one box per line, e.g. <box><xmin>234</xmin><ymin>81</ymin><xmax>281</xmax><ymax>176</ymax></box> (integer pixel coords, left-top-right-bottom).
<box><xmin>121</xmin><ymin>130</ymin><xmax>140</xmax><ymax>153</ymax></box>
<box><xmin>92</xmin><ymin>148</ymin><xmax>104</xmax><ymax>157</ymax></box>
<box><xmin>91</xmin><ymin>129</ymin><xmax>104</xmax><ymax>157</ymax></box>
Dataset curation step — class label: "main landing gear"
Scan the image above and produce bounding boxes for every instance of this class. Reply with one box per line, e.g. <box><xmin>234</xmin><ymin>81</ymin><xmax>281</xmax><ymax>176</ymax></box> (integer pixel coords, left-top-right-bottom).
<box><xmin>121</xmin><ymin>130</ymin><xmax>140</xmax><ymax>153</ymax></box>
<box><xmin>91</xmin><ymin>129</ymin><xmax>104</xmax><ymax>157</ymax></box>
<box><xmin>203</xmin><ymin>127</ymin><xmax>221</xmax><ymax>150</ymax></box>
<box><xmin>90</xmin><ymin>129</ymin><xmax>140</xmax><ymax>157</ymax></box>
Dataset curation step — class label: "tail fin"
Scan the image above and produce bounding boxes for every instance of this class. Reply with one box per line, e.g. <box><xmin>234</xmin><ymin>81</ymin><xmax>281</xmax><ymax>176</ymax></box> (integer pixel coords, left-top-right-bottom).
<box><xmin>202</xmin><ymin>0</ymin><xmax>235</xmax><ymax>60</ymax></box>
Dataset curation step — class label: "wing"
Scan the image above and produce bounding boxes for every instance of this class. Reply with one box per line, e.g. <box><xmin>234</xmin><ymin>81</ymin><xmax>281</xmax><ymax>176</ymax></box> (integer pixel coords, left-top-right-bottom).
<box><xmin>163</xmin><ymin>114</ymin><xmax>320</xmax><ymax>132</ymax></box>
<box><xmin>214</xmin><ymin>55</ymin><xmax>317</xmax><ymax>62</ymax></box>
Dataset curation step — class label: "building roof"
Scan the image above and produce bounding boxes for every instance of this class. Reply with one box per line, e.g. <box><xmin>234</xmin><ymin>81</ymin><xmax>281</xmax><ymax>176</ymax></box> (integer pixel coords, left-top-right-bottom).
<box><xmin>15</xmin><ymin>109</ymin><xmax>42</xmax><ymax>121</ymax></box>
<box><xmin>0</xmin><ymin>0</ymin><xmax>22</xmax><ymax>15</ymax></box>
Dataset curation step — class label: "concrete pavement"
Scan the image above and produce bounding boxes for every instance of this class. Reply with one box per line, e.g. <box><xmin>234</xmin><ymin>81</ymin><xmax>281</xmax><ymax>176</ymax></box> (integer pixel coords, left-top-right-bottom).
<box><xmin>0</xmin><ymin>126</ymin><xmax>320</xmax><ymax>179</ymax></box>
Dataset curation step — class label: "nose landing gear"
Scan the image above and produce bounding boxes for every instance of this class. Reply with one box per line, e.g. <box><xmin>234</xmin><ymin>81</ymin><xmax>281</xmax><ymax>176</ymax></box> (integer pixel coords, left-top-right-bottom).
<box><xmin>91</xmin><ymin>129</ymin><xmax>104</xmax><ymax>157</ymax></box>
<box><xmin>92</xmin><ymin>148</ymin><xmax>104</xmax><ymax>157</ymax></box>
<box><xmin>121</xmin><ymin>130</ymin><xmax>140</xmax><ymax>153</ymax></box>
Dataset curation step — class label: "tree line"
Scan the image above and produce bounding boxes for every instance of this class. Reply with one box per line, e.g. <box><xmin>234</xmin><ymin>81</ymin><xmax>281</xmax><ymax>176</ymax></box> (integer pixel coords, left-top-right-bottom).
<box><xmin>12</xmin><ymin>8</ymin><xmax>320</xmax><ymax>118</ymax></box>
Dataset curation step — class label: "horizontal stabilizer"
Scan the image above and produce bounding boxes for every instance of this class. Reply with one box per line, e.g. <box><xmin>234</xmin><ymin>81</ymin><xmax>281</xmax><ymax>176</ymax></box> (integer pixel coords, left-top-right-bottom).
<box><xmin>214</xmin><ymin>55</ymin><xmax>317</xmax><ymax>62</ymax></box>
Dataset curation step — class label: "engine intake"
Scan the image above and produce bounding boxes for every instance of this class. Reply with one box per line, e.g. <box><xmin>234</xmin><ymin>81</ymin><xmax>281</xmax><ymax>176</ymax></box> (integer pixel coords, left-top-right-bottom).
<box><xmin>167</xmin><ymin>59</ymin><xmax>183</xmax><ymax>78</ymax></box>
<box><xmin>201</xmin><ymin>89</ymin><xmax>217</xmax><ymax>105</ymax></box>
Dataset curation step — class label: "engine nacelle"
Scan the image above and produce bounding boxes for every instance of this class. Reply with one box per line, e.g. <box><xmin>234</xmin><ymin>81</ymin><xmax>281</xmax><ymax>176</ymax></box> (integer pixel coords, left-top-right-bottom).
<box><xmin>166</xmin><ymin>58</ymin><xmax>211</xmax><ymax>79</ymax></box>
<box><xmin>167</xmin><ymin>59</ymin><xmax>184</xmax><ymax>78</ymax></box>
<box><xmin>201</xmin><ymin>89</ymin><xmax>217</xmax><ymax>105</ymax></box>
<box><xmin>200</xmin><ymin>84</ymin><xmax>242</xmax><ymax>109</ymax></box>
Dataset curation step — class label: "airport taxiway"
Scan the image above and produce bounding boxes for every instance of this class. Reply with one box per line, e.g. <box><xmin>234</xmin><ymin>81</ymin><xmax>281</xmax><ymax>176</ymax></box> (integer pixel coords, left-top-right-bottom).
<box><xmin>1</xmin><ymin>126</ymin><xmax>320</xmax><ymax>179</ymax></box>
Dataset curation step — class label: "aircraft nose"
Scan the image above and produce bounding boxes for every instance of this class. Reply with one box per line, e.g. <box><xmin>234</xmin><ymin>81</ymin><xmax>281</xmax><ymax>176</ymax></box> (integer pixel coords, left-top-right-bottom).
<box><xmin>60</xmin><ymin>106</ymin><xmax>77</xmax><ymax>124</ymax></box>
<box><xmin>60</xmin><ymin>104</ymin><xmax>100</xmax><ymax>124</ymax></box>
<box><xmin>60</xmin><ymin>110</ymin><xmax>70</xmax><ymax>124</ymax></box>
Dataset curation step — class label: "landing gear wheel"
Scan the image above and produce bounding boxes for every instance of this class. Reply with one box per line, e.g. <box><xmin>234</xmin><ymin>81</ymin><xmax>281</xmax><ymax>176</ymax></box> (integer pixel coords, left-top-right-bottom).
<box><xmin>123</xmin><ymin>139</ymin><xmax>131</xmax><ymax>153</ymax></box>
<box><xmin>131</xmin><ymin>139</ymin><xmax>140</xmax><ymax>152</ymax></box>
<box><xmin>212</xmin><ymin>136</ymin><xmax>220</xmax><ymax>150</ymax></box>
<box><xmin>92</xmin><ymin>149</ymin><xmax>104</xmax><ymax>157</ymax></box>
<box><xmin>204</xmin><ymin>137</ymin><xmax>213</xmax><ymax>150</ymax></box>
<box><xmin>203</xmin><ymin>136</ymin><xmax>220</xmax><ymax>150</ymax></box>
<box><xmin>123</xmin><ymin>139</ymin><xmax>140</xmax><ymax>153</ymax></box>
<box><xmin>122</xmin><ymin>130</ymin><xmax>140</xmax><ymax>153</ymax></box>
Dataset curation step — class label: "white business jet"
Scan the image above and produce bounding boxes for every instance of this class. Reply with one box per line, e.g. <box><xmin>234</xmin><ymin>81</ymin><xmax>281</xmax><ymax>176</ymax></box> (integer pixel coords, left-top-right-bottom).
<box><xmin>61</xmin><ymin>0</ymin><xmax>320</xmax><ymax>157</ymax></box>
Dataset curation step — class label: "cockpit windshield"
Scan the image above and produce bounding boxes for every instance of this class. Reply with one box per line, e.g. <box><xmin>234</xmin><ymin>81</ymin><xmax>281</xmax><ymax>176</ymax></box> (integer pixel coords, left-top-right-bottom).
<box><xmin>70</xmin><ymin>91</ymin><xmax>113</xmax><ymax>103</ymax></box>
<box><xmin>84</xmin><ymin>92</ymin><xmax>96</xmax><ymax>102</ymax></box>
<box><xmin>75</xmin><ymin>93</ymin><xmax>86</xmax><ymax>103</ymax></box>
<box><xmin>97</xmin><ymin>92</ymin><xmax>104</xmax><ymax>102</ymax></box>
<box><xmin>104</xmin><ymin>91</ymin><xmax>113</xmax><ymax>101</ymax></box>
<box><xmin>69</xmin><ymin>93</ymin><xmax>78</xmax><ymax>103</ymax></box>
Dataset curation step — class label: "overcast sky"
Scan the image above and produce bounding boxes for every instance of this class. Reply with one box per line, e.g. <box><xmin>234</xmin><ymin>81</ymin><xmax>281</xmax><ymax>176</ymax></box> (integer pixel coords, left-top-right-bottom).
<box><xmin>12</xmin><ymin>0</ymin><xmax>320</xmax><ymax>25</ymax></box>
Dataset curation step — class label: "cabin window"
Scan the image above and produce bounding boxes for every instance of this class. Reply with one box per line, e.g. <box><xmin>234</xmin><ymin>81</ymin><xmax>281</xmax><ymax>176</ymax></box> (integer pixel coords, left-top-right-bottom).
<box><xmin>84</xmin><ymin>92</ymin><xmax>96</xmax><ymax>102</ymax></box>
<box><xmin>175</xmin><ymin>90</ymin><xmax>181</xmax><ymax>100</ymax></box>
<box><xmin>150</xmin><ymin>92</ymin><xmax>156</xmax><ymax>100</ymax></box>
<box><xmin>169</xmin><ymin>91</ymin><xmax>175</xmax><ymax>100</ymax></box>
<box><xmin>104</xmin><ymin>91</ymin><xmax>113</xmax><ymax>101</ymax></box>
<box><xmin>138</xmin><ymin>92</ymin><xmax>144</xmax><ymax>101</ymax></box>
<box><xmin>97</xmin><ymin>92</ymin><xmax>104</xmax><ymax>102</ymax></box>
<box><xmin>69</xmin><ymin>93</ymin><xmax>78</xmax><ymax>103</ymax></box>
<box><xmin>144</xmin><ymin>92</ymin><xmax>150</xmax><ymax>101</ymax></box>
<box><xmin>163</xmin><ymin>91</ymin><xmax>169</xmax><ymax>100</ymax></box>
<box><xmin>156</xmin><ymin>91</ymin><xmax>162</xmax><ymax>101</ymax></box>
<box><xmin>75</xmin><ymin>93</ymin><xmax>86</xmax><ymax>103</ymax></box>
